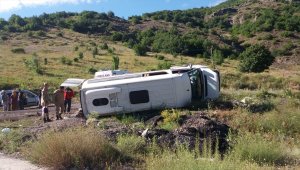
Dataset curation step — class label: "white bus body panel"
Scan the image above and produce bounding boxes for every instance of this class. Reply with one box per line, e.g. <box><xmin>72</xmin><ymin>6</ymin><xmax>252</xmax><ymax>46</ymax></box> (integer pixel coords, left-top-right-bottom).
<box><xmin>80</xmin><ymin>74</ymin><xmax>191</xmax><ymax>116</ymax></box>
<box><xmin>201</xmin><ymin>68</ymin><xmax>220</xmax><ymax>100</ymax></box>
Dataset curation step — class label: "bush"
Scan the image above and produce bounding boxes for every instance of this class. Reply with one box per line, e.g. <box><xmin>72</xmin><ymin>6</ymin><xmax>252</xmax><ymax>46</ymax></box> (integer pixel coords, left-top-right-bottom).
<box><xmin>133</xmin><ymin>44</ymin><xmax>147</xmax><ymax>56</ymax></box>
<box><xmin>101</xmin><ymin>43</ymin><xmax>109</xmax><ymax>50</ymax></box>
<box><xmin>29</xmin><ymin>128</ymin><xmax>127</xmax><ymax>169</ymax></box>
<box><xmin>112</xmin><ymin>55</ymin><xmax>119</xmax><ymax>70</ymax></box>
<box><xmin>212</xmin><ymin>50</ymin><xmax>224</xmax><ymax>65</ymax></box>
<box><xmin>23</xmin><ymin>54</ymin><xmax>42</xmax><ymax>74</ymax></box>
<box><xmin>36</xmin><ymin>30</ymin><xmax>46</xmax><ymax>37</ymax></box>
<box><xmin>155</xmin><ymin>54</ymin><xmax>165</xmax><ymax>60</ymax></box>
<box><xmin>73</xmin><ymin>57</ymin><xmax>79</xmax><ymax>62</ymax></box>
<box><xmin>239</xmin><ymin>45</ymin><xmax>274</xmax><ymax>73</ymax></box>
<box><xmin>59</xmin><ymin>56</ymin><xmax>72</xmax><ymax>65</ymax></box>
<box><xmin>157</xmin><ymin>61</ymin><xmax>172</xmax><ymax>70</ymax></box>
<box><xmin>88</xmin><ymin>66</ymin><xmax>97</xmax><ymax>74</ymax></box>
<box><xmin>11</xmin><ymin>48</ymin><xmax>25</xmax><ymax>54</ymax></box>
<box><xmin>78</xmin><ymin>52</ymin><xmax>84</xmax><ymax>59</ymax></box>
<box><xmin>0</xmin><ymin>130</ymin><xmax>31</xmax><ymax>154</ymax></box>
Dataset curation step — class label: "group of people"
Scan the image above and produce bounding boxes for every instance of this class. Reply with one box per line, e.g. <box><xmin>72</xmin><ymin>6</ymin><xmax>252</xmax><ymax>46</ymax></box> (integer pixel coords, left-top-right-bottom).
<box><xmin>1</xmin><ymin>90</ymin><xmax>27</xmax><ymax>111</ymax></box>
<box><xmin>40</xmin><ymin>83</ymin><xmax>74</xmax><ymax>123</ymax></box>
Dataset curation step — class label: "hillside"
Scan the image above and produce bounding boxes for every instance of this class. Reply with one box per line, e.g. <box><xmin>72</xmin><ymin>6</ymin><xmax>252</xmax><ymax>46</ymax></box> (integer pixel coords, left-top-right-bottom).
<box><xmin>0</xmin><ymin>0</ymin><xmax>299</xmax><ymax>90</ymax></box>
<box><xmin>0</xmin><ymin>0</ymin><xmax>300</xmax><ymax>169</ymax></box>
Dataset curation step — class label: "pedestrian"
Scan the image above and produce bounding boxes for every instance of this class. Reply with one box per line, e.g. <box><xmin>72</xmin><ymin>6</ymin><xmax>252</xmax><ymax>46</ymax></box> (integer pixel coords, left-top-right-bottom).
<box><xmin>8</xmin><ymin>94</ymin><xmax>11</xmax><ymax>111</ymax></box>
<box><xmin>64</xmin><ymin>87</ymin><xmax>74</xmax><ymax>114</ymax></box>
<box><xmin>1</xmin><ymin>90</ymin><xmax>9</xmax><ymax>111</ymax></box>
<box><xmin>42</xmin><ymin>106</ymin><xmax>51</xmax><ymax>123</ymax></box>
<box><xmin>38</xmin><ymin>86</ymin><xmax>43</xmax><ymax>108</ymax></box>
<box><xmin>41</xmin><ymin>83</ymin><xmax>50</xmax><ymax>107</ymax></box>
<box><xmin>11</xmin><ymin>90</ymin><xmax>18</xmax><ymax>111</ymax></box>
<box><xmin>18</xmin><ymin>90</ymin><xmax>26</xmax><ymax>110</ymax></box>
<box><xmin>53</xmin><ymin>86</ymin><xmax>64</xmax><ymax>120</ymax></box>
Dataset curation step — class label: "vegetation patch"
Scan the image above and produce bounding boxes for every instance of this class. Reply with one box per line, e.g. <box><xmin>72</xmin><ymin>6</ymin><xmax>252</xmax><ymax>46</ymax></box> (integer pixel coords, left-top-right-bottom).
<box><xmin>11</xmin><ymin>48</ymin><xmax>26</xmax><ymax>54</ymax></box>
<box><xmin>28</xmin><ymin>128</ymin><xmax>129</xmax><ymax>169</ymax></box>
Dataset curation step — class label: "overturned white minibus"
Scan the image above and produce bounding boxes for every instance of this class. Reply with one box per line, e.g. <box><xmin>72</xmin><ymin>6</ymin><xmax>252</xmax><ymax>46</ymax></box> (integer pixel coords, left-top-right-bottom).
<box><xmin>61</xmin><ymin>65</ymin><xmax>220</xmax><ymax>117</ymax></box>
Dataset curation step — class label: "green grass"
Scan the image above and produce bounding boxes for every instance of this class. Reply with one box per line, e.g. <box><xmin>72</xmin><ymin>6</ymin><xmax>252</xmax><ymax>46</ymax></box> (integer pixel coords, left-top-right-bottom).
<box><xmin>0</xmin><ymin>129</ymin><xmax>31</xmax><ymax>154</ymax></box>
<box><xmin>146</xmin><ymin>144</ymin><xmax>261</xmax><ymax>170</ymax></box>
<box><xmin>228</xmin><ymin>132</ymin><xmax>289</xmax><ymax>165</ymax></box>
<box><xmin>117</xmin><ymin>134</ymin><xmax>147</xmax><ymax>157</ymax></box>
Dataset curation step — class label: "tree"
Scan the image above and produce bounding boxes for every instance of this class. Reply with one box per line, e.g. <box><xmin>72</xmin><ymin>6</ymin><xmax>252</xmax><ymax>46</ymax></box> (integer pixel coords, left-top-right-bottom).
<box><xmin>239</xmin><ymin>45</ymin><xmax>274</xmax><ymax>73</ymax></box>
<box><xmin>133</xmin><ymin>44</ymin><xmax>147</xmax><ymax>56</ymax></box>
<box><xmin>212</xmin><ymin>50</ymin><xmax>224</xmax><ymax>65</ymax></box>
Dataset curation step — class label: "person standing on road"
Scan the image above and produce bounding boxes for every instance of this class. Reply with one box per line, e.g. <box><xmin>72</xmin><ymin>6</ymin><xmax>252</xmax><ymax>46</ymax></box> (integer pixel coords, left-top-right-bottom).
<box><xmin>53</xmin><ymin>86</ymin><xmax>64</xmax><ymax>120</ymax></box>
<box><xmin>11</xmin><ymin>90</ymin><xmax>18</xmax><ymax>111</ymax></box>
<box><xmin>42</xmin><ymin>106</ymin><xmax>51</xmax><ymax>123</ymax></box>
<box><xmin>18</xmin><ymin>90</ymin><xmax>26</xmax><ymax>110</ymax></box>
<box><xmin>64</xmin><ymin>87</ymin><xmax>74</xmax><ymax>114</ymax></box>
<box><xmin>41</xmin><ymin>83</ymin><xmax>50</xmax><ymax>107</ymax></box>
<box><xmin>1</xmin><ymin>90</ymin><xmax>9</xmax><ymax>111</ymax></box>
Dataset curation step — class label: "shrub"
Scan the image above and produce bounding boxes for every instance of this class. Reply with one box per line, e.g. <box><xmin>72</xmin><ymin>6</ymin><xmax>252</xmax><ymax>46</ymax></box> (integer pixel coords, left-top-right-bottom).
<box><xmin>88</xmin><ymin>66</ymin><xmax>97</xmax><ymax>74</ymax></box>
<box><xmin>73</xmin><ymin>57</ymin><xmax>79</xmax><ymax>62</ymax></box>
<box><xmin>155</xmin><ymin>54</ymin><xmax>165</xmax><ymax>60</ymax></box>
<box><xmin>92</xmin><ymin>47</ymin><xmax>98</xmax><ymax>56</ymax></box>
<box><xmin>78</xmin><ymin>52</ymin><xmax>84</xmax><ymax>59</ymax></box>
<box><xmin>56</xmin><ymin>32</ymin><xmax>63</xmax><ymax>37</ymax></box>
<box><xmin>280</xmin><ymin>31</ymin><xmax>293</xmax><ymax>38</ymax></box>
<box><xmin>133</xmin><ymin>44</ymin><xmax>147</xmax><ymax>56</ymax></box>
<box><xmin>23</xmin><ymin>54</ymin><xmax>42</xmax><ymax>74</ymax></box>
<box><xmin>112</xmin><ymin>55</ymin><xmax>120</xmax><ymax>70</ymax></box>
<box><xmin>29</xmin><ymin>128</ymin><xmax>127</xmax><ymax>169</ymax></box>
<box><xmin>44</xmin><ymin>58</ymin><xmax>48</xmax><ymax>65</ymax></box>
<box><xmin>239</xmin><ymin>45</ymin><xmax>274</xmax><ymax>73</ymax></box>
<box><xmin>74</xmin><ymin>46</ymin><xmax>79</xmax><ymax>51</ymax></box>
<box><xmin>36</xmin><ymin>30</ymin><xmax>46</xmax><ymax>37</ymax></box>
<box><xmin>0</xmin><ymin>130</ymin><xmax>31</xmax><ymax>154</ymax></box>
<box><xmin>107</xmin><ymin>48</ymin><xmax>114</xmax><ymax>54</ymax></box>
<box><xmin>11</xmin><ymin>48</ymin><xmax>25</xmax><ymax>54</ymax></box>
<box><xmin>157</xmin><ymin>61</ymin><xmax>172</xmax><ymax>70</ymax></box>
<box><xmin>60</xmin><ymin>56</ymin><xmax>67</xmax><ymax>64</ymax></box>
<box><xmin>212</xmin><ymin>50</ymin><xmax>224</xmax><ymax>65</ymax></box>
<box><xmin>101</xmin><ymin>43</ymin><xmax>109</xmax><ymax>50</ymax></box>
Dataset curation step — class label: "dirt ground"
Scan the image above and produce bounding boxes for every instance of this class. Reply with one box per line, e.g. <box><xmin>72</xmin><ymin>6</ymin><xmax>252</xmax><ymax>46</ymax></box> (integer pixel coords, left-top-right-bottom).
<box><xmin>0</xmin><ymin>103</ymin><xmax>81</xmax><ymax>122</ymax></box>
<box><xmin>0</xmin><ymin>153</ymin><xmax>45</xmax><ymax>170</ymax></box>
<box><xmin>0</xmin><ymin>103</ymin><xmax>84</xmax><ymax>170</ymax></box>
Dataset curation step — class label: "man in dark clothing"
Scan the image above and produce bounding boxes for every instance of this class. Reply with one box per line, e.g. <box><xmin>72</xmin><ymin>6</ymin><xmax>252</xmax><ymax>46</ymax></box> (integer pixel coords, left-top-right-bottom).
<box><xmin>64</xmin><ymin>87</ymin><xmax>74</xmax><ymax>113</ymax></box>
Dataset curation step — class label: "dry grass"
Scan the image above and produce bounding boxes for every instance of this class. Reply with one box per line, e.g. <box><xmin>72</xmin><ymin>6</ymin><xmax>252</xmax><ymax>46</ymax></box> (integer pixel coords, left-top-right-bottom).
<box><xmin>28</xmin><ymin>127</ymin><xmax>128</xmax><ymax>169</ymax></box>
<box><xmin>0</xmin><ymin>29</ymin><xmax>208</xmax><ymax>89</ymax></box>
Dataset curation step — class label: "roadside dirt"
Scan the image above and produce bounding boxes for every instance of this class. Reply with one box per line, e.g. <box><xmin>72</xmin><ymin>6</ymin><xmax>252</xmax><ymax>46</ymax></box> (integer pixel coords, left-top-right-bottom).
<box><xmin>0</xmin><ymin>153</ymin><xmax>45</xmax><ymax>170</ymax></box>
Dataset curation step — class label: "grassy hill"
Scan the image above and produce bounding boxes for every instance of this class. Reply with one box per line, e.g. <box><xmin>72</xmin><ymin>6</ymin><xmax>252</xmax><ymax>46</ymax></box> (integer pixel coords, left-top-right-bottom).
<box><xmin>0</xmin><ymin>0</ymin><xmax>300</xmax><ymax>169</ymax></box>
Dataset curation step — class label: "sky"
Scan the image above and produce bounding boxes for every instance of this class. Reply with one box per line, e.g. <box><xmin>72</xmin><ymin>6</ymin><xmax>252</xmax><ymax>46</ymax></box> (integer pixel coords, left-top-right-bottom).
<box><xmin>0</xmin><ymin>0</ymin><xmax>226</xmax><ymax>20</ymax></box>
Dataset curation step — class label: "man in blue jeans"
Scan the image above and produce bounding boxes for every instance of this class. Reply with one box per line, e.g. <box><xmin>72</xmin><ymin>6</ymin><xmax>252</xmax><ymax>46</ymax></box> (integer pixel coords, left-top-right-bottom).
<box><xmin>64</xmin><ymin>87</ymin><xmax>74</xmax><ymax>114</ymax></box>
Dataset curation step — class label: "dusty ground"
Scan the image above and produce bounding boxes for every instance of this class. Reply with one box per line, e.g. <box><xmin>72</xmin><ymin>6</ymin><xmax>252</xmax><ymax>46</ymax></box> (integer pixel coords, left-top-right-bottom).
<box><xmin>0</xmin><ymin>103</ymin><xmax>84</xmax><ymax>170</ymax></box>
<box><xmin>0</xmin><ymin>153</ymin><xmax>45</xmax><ymax>170</ymax></box>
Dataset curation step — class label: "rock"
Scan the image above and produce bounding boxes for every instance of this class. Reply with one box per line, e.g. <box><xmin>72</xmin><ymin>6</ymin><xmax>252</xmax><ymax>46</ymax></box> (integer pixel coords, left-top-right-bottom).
<box><xmin>141</xmin><ymin>128</ymin><xmax>149</xmax><ymax>138</ymax></box>
<box><xmin>1</xmin><ymin>128</ymin><xmax>11</xmax><ymax>133</ymax></box>
<box><xmin>241</xmin><ymin>97</ymin><xmax>253</xmax><ymax>105</ymax></box>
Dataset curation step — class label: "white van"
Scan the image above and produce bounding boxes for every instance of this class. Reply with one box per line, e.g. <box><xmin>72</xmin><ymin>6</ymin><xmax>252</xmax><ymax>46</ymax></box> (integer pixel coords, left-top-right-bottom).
<box><xmin>61</xmin><ymin>65</ymin><xmax>220</xmax><ymax>117</ymax></box>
